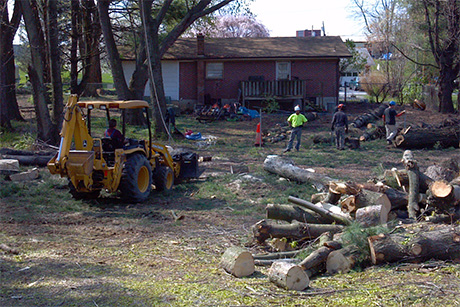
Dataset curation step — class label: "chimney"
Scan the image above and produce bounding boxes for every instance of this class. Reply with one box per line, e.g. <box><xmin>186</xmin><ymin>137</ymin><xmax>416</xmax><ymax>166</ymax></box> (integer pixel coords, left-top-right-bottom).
<box><xmin>197</xmin><ymin>33</ymin><xmax>205</xmax><ymax>56</ymax></box>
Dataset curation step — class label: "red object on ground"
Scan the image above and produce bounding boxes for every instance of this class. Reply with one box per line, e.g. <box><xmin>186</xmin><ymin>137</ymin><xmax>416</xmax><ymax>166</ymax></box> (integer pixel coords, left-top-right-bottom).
<box><xmin>254</xmin><ymin>122</ymin><xmax>263</xmax><ymax>146</ymax></box>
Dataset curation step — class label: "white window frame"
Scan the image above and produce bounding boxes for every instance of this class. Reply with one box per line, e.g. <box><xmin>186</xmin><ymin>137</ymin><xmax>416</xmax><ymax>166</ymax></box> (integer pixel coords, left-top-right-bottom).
<box><xmin>206</xmin><ymin>62</ymin><xmax>223</xmax><ymax>79</ymax></box>
<box><xmin>276</xmin><ymin>61</ymin><xmax>291</xmax><ymax>80</ymax></box>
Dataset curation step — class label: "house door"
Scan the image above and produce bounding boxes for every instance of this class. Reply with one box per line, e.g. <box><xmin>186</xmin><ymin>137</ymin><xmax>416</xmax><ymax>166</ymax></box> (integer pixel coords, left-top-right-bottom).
<box><xmin>276</xmin><ymin>61</ymin><xmax>291</xmax><ymax>80</ymax></box>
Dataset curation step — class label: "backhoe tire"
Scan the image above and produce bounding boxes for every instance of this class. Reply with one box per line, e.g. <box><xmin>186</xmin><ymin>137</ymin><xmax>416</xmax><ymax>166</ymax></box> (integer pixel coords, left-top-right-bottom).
<box><xmin>68</xmin><ymin>181</ymin><xmax>100</xmax><ymax>200</ymax></box>
<box><xmin>120</xmin><ymin>154</ymin><xmax>152</xmax><ymax>203</ymax></box>
<box><xmin>154</xmin><ymin>166</ymin><xmax>174</xmax><ymax>192</ymax></box>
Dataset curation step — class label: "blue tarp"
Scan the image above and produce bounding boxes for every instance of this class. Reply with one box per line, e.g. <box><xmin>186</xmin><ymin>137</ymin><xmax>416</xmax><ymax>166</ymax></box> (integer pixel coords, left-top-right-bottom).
<box><xmin>238</xmin><ymin>107</ymin><xmax>260</xmax><ymax>119</ymax></box>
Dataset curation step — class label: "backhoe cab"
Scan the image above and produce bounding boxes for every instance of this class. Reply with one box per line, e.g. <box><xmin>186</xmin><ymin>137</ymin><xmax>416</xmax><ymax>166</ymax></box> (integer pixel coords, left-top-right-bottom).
<box><xmin>48</xmin><ymin>95</ymin><xmax>197</xmax><ymax>202</ymax></box>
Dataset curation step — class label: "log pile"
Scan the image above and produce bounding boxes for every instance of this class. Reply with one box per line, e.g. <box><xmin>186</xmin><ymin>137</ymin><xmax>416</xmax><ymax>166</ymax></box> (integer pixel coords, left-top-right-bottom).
<box><xmin>221</xmin><ymin>152</ymin><xmax>460</xmax><ymax>291</ymax></box>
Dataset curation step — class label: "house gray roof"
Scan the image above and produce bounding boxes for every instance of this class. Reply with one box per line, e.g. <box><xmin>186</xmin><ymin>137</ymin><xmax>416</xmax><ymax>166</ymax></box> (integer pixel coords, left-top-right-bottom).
<box><xmin>162</xmin><ymin>36</ymin><xmax>351</xmax><ymax>60</ymax></box>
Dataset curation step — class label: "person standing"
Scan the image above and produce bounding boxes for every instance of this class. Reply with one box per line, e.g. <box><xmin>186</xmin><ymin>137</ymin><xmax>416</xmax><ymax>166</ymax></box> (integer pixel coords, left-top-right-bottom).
<box><xmin>331</xmin><ymin>104</ymin><xmax>348</xmax><ymax>150</ymax></box>
<box><xmin>383</xmin><ymin>101</ymin><xmax>406</xmax><ymax>145</ymax></box>
<box><xmin>284</xmin><ymin>105</ymin><xmax>308</xmax><ymax>152</ymax></box>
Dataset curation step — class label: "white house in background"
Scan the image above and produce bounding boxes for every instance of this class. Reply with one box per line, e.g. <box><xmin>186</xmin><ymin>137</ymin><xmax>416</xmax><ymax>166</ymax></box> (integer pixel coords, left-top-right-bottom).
<box><xmin>340</xmin><ymin>46</ymin><xmax>375</xmax><ymax>88</ymax></box>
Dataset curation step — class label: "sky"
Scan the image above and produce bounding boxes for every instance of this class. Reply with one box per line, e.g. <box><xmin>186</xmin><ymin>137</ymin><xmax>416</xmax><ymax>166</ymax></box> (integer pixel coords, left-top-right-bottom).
<box><xmin>248</xmin><ymin>0</ymin><xmax>367</xmax><ymax>41</ymax></box>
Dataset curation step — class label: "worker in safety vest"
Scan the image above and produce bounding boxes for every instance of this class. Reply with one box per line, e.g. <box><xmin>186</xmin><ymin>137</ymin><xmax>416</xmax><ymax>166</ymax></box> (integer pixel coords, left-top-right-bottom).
<box><xmin>284</xmin><ymin>105</ymin><xmax>308</xmax><ymax>152</ymax></box>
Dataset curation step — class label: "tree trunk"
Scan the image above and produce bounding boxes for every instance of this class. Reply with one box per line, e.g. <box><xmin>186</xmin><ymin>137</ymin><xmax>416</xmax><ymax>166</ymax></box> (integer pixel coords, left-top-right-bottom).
<box><xmin>0</xmin><ymin>0</ymin><xmax>23</xmax><ymax>128</ymax></box>
<box><xmin>268</xmin><ymin>261</ymin><xmax>309</xmax><ymax>290</ymax></box>
<box><xmin>21</xmin><ymin>0</ymin><xmax>58</xmax><ymax>144</ymax></box>
<box><xmin>252</xmin><ymin>219</ymin><xmax>344</xmax><ymax>244</ymax></box>
<box><xmin>395</xmin><ymin>127</ymin><xmax>459</xmax><ymax>149</ymax></box>
<box><xmin>368</xmin><ymin>225</ymin><xmax>460</xmax><ymax>265</ymax></box>
<box><xmin>97</xmin><ymin>0</ymin><xmax>131</xmax><ymax>100</ymax></box>
<box><xmin>46</xmin><ymin>0</ymin><xmax>64</xmax><ymax>130</ymax></box>
<box><xmin>263</xmin><ymin>155</ymin><xmax>335</xmax><ymax>191</ymax></box>
<box><xmin>349</xmin><ymin>104</ymin><xmax>387</xmax><ymax>128</ymax></box>
<box><xmin>220</xmin><ymin>246</ymin><xmax>255</xmax><ymax>278</ymax></box>
<box><xmin>80</xmin><ymin>0</ymin><xmax>102</xmax><ymax>98</ymax></box>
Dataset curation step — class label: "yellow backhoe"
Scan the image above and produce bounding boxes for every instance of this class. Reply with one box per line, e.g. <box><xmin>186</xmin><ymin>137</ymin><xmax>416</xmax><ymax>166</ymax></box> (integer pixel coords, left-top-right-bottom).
<box><xmin>48</xmin><ymin>95</ymin><xmax>197</xmax><ymax>202</ymax></box>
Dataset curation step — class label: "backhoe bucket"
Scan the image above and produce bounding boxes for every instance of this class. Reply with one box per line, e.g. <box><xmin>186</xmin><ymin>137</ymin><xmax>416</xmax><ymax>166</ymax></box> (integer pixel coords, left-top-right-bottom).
<box><xmin>174</xmin><ymin>152</ymin><xmax>198</xmax><ymax>179</ymax></box>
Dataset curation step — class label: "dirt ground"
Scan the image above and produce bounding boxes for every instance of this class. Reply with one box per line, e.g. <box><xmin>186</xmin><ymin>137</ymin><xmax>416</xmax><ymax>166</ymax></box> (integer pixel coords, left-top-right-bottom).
<box><xmin>1</xmin><ymin>98</ymin><xmax>460</xmax><ymax>306</ymax></box>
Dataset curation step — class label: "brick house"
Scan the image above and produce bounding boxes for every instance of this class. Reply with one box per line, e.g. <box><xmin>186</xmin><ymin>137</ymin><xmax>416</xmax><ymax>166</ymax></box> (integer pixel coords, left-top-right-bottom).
<box><xmin>122</xmin><ymin>35</ymin><xmax>351</xmax><ymax>111</ymax></box>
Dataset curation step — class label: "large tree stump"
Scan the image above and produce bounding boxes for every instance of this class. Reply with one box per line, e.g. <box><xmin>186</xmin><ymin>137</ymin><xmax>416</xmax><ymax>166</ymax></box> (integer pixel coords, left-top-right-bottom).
<box><xmin>263</xmin><ymin>155</ymin><xmax>335</xmax><ymax>191</ymax></box>
<box><xmin>368</xmin><ymin>225</ymin><xmax>460</xmax><ymax>265</ymax></box>
<box><xmin>326</xmin><ymin>245</ymin><xmax>360</xmax><ymax>274</ymax></box>
<box><xmin>220</xmin><ymin>246</ymin><xmax>255</xmax><ymax>277</ymax></box>
<box><xmin>252</xmin><ymin>219</ymin><xmax>344</xmax><ymax>244</ymax></box>
<box><xmin>268</xmin><ymin>261</ymin><xmax>310</xmax><ymax>290</ymax></box>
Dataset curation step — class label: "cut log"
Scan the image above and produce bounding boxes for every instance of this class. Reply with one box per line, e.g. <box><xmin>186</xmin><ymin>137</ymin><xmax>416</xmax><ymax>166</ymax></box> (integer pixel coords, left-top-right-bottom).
<box><xmin>425</xmin><ymin>165</ymin><xmax>457</xmax><ymax>183</ymax></box>
<box><xmin>324</xmin><ymin>188</ymin><xmax>341</xmax><ymax>205</ymax></box>
<box><xmin>9</xmin><ymin>168</ymin><xmax>40</xmax><ymax>181</ymax></box>
<box><xmin>345</xmin><ymin>137</ymin><xmax>360</xmax><ymax>149</ymax></box>
<box><xmin>349</xmin><ymin>104</ymin><xmax>387</xmax><ymax>129</ymax></box>
<box><xmin>311</xmin><ymin>192</ymin><xmax>327</xmax><ymax>204</ymax></box>
<box><xmin>359</xmin><ymin>125</ymin><xmax>384</xmax><ymax>141</ymax></box>
<box><xmin>340</xmin><ymin>190</ymin><xmax>391</xmax><ymax>216</ymax></box>
<box><xmin>326</xmin><ymin>245</ymin><xmax>360</xmax><ymax>274</ymax></box>
<box><xmin>329</xmin><ymin>181</ymin><xmax>360</xmax><ymax>195</ymax></box>
<box><xmin>266</xmin><ymin>204</ymin><xmax>330</xmax><ymax>224</ymax></box>
<box><xmin>355</xmin><ymin>204</ymin><xmax>391</xmax><ymax>227</ymax></box>
<box><xmin>299</xmin><ymin>246</ymin><xmax>333</xmax><ymax>271</ymax></box>
<box><xmin>253</xmin><ymin>248</ymin><xmax>310</xmax><ymax>260</ymax></box>
<box><xmin>389</xmin><ymin>168</ymin><xmax>433</xmax><ymax>192</ymax></box>
<box><xmin>394</xmin><ymin>127</ymin><xmax>460</xmax><ymax>149</ymax></box>
<box><xmin>0</xmin><ymin>159</ymin><xmax>20</xmax><ymax>174</ymax></box>
<box><xmin>1</xmin><ymin>154</ymin><xmax>53</xmax><ymax>166</ymax></box>
<box><xmin>220</xmin><ymin>246</ymin><xmax>255</xmax><ymax>277</ymax></box>
<box><xmin>402</xmin><ymin>150</ymin><xmax>420</xmax><ymax>218</ymax></box>
<box><xmin>268</xmin><ymin>261</ymin><xmax>310</xmax><ymax>290</ymax></box>
<box><xmin>288</xmin><ymin>196</ymin><xmax>352</xmax><ymax>225</ymax></box>
<box><xmin>383</xmin><ymin>187</ymin><xmax>409</xmax><ymax>210</ymax></box>
<box><xmin>427</xmin><ymin>181</ymin><xmax>460</xmax><ymax>212</ymax></box>
<box><xmin>368</xmin><ymin>225</ymin><xmax>460</xmax><ymax>264</ymax></box>
<box><xmin>255</xmin><ymin>258</ymin><xmax>299</xmax><ymax>267</ymax></box>
<box><xmin>263</xmin><ymin>155</ymin><xmax>335</xmax><ymax>191</ymax></box>
<box><xmin>252</xmin><ymin>219</ymin><xmax>344</xmax><ymax>244</ymax></box>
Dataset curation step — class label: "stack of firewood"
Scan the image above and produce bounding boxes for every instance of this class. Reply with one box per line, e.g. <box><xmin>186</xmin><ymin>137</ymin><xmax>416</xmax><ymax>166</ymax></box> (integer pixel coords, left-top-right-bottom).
<box><xmin>220</xmin><ymin>153</ymin><xmax>460</xmax><ymax>291</ymax></box>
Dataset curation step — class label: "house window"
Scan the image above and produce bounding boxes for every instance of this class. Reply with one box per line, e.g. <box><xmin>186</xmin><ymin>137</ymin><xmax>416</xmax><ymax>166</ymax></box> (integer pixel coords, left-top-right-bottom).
<box><xmin>206</xmin><ymin>62</ymin><xmax>223</xmax><ymax>79</ymax></box>
<box><xmin>276</xmin><ymin>61</ymin><xmax>291</xmax><ymax>80</ymax></box>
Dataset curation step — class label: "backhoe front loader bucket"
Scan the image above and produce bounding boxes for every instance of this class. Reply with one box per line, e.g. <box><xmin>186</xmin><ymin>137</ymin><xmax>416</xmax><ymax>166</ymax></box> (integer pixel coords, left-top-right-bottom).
<box><xmin>173</xmin><ymin>152</ymin><xmax>198</xmax><ymax>179</ymax></box>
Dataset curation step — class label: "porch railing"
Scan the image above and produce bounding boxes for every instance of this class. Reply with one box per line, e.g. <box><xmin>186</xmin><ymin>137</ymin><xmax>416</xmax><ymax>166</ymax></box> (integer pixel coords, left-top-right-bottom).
<box><xmin>239</xmin><ymin>80</ymin><xmax>306</xmax><ymax>106</ymax></box>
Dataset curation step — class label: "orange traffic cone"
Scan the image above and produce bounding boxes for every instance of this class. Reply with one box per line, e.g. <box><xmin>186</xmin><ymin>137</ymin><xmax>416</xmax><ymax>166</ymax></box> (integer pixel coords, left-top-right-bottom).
<box><xmin>254</xmin><ymin>122</ymin><xmax>263</xmax><ymax>147</ymax></box>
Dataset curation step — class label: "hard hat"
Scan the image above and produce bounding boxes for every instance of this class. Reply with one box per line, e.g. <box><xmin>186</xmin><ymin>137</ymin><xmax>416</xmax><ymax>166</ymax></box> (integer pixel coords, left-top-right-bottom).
<box><xmin>294</xmin><ymin>105</ymin><xmax>300</xmax><ymax>111</ymax></box>
<box><xmin>389</xmin><ymin>101</ymin><xmax>396</xmax><ymax>106</ymax></box>
<box><xmin>338</xmin><ymin>104</ymin><xmax>344</xmax><ymax>109</ymax></box>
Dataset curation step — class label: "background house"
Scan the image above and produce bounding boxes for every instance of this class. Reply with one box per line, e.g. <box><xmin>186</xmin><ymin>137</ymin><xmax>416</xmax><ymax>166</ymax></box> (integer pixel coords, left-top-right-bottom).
<box><xmin>122</xmin><ymin>35</ymin><xmax>351</xmax><ymax>112</ymax></box>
